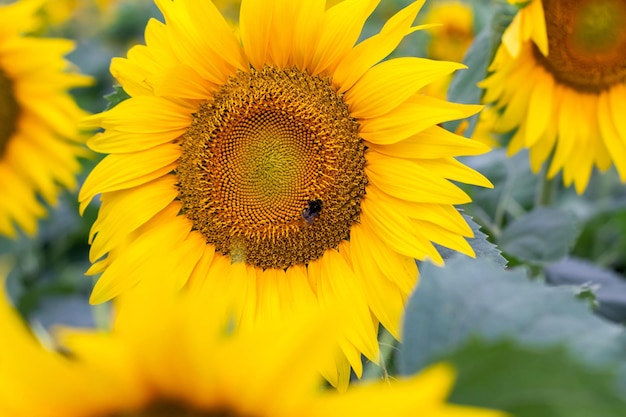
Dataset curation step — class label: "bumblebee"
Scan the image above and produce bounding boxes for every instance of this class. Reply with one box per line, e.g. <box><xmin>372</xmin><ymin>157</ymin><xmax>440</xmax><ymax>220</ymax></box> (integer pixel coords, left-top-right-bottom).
<box><xmin>302</xmin><ymin>199</ymin><xmax>322</xmax><ymax>225</ymax></box>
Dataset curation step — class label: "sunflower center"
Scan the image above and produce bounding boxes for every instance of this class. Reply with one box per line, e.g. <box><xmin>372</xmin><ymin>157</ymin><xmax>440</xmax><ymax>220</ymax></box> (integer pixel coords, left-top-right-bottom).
<box><xmin>534</xmin><ymin>0</ymin><xmax>626</xmax><ymax>92</ymax></box>
<box><xmin>0</xmin><ymin>70</ymin><xmax>19</xmax><ymax>158</ymax></box>
<box><xmin>177</xmin><ymin>66</ymin><xmax>366</xmax><ymax>270</ymax></box>
<box><xmin>109</xmin><ymin>402</ymin><xmax>255</xmax><ymax>417</ymax></box>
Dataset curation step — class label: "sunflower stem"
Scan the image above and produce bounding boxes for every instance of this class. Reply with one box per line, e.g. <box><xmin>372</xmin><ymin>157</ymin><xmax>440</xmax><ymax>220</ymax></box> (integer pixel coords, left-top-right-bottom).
<box><xmin>535</xmin><ymin>166</ymin><xmax>557</xmax><ymax>207</ymax></box>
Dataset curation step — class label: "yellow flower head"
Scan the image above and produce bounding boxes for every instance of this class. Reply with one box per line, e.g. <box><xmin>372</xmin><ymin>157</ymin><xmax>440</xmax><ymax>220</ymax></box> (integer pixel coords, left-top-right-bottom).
<box><xmin>0</xmin><ymin>0</ymin><xmax>91</xmax><ymax>238</ymax></box>
<box><xmin>423</xmin><ymin>0</ymin><xmax>474</xmax><ymax>63</ymax></box>
<box><xmin>80</xmin><ymin>0</ymin><xmax>492</xmax><ymax>388</ymax></box>
<box><xmin>419</xmin><ymin>0</ymin><xmax>475</xmax><ymax>101</ymax></box>
<box><xmin>0</xmin><ymin>280</ymin><xmax>506</xmax><ymax>417</ymax></box>
<box><xmin>480</xmin><ymin>0</ymin><xmax>626</xmax><ymax>193</ymax></box>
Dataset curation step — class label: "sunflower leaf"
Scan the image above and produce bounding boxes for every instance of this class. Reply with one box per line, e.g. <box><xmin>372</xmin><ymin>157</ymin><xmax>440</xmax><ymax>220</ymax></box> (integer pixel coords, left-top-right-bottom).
<box><xmin>545</xmin><ymin>257</ymin><xmax>626</xmax><ymax>323</ymax></box>
<box><xmin>445</xmin><ymin>339</ymin><xmax>626</xmax><ymax>417</ymax></box>
<box><xmin>437</xmin><ymin>215</ymin><xmax>507</xmax><ymax>267</ymax></box>
<box><xmin>398</xmin><ymin>257</ymin><xmax>626</xmax><ymax>392</ymax></box>
<box><xmin>443</xmin><ymin>26</ymin><xmax>491</xmax><ymax>135</ymax></box>
<box><xmin>498</xmin><ymin>207</ymin><xmax>580</xmax><ymax>264</ymax></box>
<box><xmin>445</xmin><ymin>2</ymin><xmax>516</xmax><ymax>136</ymax></box>
<box><xmin>104</xmin><ymin>85</ymin><xmax>131</xmax><ymax>110</ymax></box>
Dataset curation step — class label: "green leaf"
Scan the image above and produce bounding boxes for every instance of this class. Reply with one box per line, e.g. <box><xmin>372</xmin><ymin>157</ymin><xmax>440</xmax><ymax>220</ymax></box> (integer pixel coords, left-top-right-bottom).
<box><xmin>463</xmin><ymin>150</ymin><xmax>538</xmax><ymax>225</ymax></box>
<box><xmin>546</xmin><ymin>257</ymin><xmax>626</xmax><ymax>323</ymax></box>
<box><xmin>446</xmin><ymin>339</ymin><xmax>626</xmax><ymax>417</ymax></box>
<box><xmin>445</xmin><ymin>2</ymin><xmax>516</xmax><ymax>135</ymax></box>
<box><xmin>498</xmin><ymin>207</ymin><xmax>580</xmax><ymax>264</ymax></box>
<box><xmin>398</xmin><ymin>257</ymin><xmax>626</xmax><ymax>391</ymax></box>
<box><xmin>104</xmin><ymin>85</ymin><xmax>130</xmax><ymax>110</ymax></box>
<box><xmin>437</xmin><ymin>215</ymin><xmax>507</xmax><ymax>268</ymax></box>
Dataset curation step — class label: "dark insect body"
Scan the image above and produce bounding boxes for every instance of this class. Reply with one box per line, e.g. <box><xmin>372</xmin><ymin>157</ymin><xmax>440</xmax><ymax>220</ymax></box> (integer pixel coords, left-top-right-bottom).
<box><xmin>302</xmin><ymin>199</ymin><xmax>322</xmax><ymax>225</ymax></box>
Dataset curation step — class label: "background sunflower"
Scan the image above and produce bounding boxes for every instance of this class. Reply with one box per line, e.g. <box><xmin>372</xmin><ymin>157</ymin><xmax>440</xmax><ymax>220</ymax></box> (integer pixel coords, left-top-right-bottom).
<box><xmin>480</xmin><ymin>0</ymin><xmax>626</xmax><ymax>194</ymax></box>
<box><xmin>0</xmin><ymin>0</ymin><xmax>91</xmax><ymax>238</ymax></box>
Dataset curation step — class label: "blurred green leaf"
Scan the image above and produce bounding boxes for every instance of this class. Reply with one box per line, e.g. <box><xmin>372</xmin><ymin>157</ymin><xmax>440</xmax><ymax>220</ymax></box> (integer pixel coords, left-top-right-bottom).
<box><xmin>498</xmin><ymin>207</ymin><xmax>579</xmax><ymax>264</ymax></box>
<box><xmin>398</xmin><ymin>257</ymin><xmax>626</xmax><ymax>391</ymax></box>
<box><xmin>445</xmin><ymin>2</ymin><xmax>516</xmax><ymax>135</ymax></box>
<box><xmin>463</xmin><ymin>150</ymin><xmax>538</xmax><ymax>236</ymax></box>
<box><xmin>447</xmin><ymin>340</ymin><xmax>626</xmax><ymax>417</ymax></box>
<box><xmin>546</xmin><ymin>257</ymin><xmax>626</xmax><ymax>323</ymax></box>
<box><xmin>104</xmin><ymin>85</ymin><xmax>130</xmax><ymax>110</ymax></box>
<box><xmin>568</xmin><ymin>197</ymin><xmax>626</xmax><ymax>272</ymax></box>
<box><xmin>437</xmin><ymin>215</ymin><xmax>507</xmax><ymax>267</ymax></box>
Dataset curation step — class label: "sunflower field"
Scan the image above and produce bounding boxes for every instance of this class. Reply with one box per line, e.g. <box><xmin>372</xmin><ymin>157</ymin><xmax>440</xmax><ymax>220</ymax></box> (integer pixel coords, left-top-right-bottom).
<box><xmin>1</xmin><ymin>0</ymin><xmax>626</xmax><ymax>416</ymax></box>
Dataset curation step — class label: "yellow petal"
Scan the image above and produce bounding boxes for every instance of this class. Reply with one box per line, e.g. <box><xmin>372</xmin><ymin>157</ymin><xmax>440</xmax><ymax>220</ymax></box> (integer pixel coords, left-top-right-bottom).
<box><xmin>609</xmin><ymin>83</ymin><xmax>626</xmax><ymax>140</ymax></box>
<box><xmin>365</xmin><ymin>151</ymin><xmax>472</xmax><ymax>204</ymax></box>
<box><xmin>311</xmin><ymin>0</ymin><xmax>380</xmax><ymax>76</ymax></box>
<box><xmin>349</xmin><ymin>224</ymin><xmax>406</xmax><ymax>339</ymax></box>
<box><xmin>360</xmin><ymin>94</ymin><xmax>481</xmax><ymax>144</ymax></box>
<box><xmin>154</xmin><ymin>0</ymin><xmax>240</xmax><ymax>84</ymax></box>
<box><xmin>153</xmin><ymin>64</ymin><xmax>216</xmax><ymax>100</ymax></box>
<box><xmin>318</xmin><ymin>249</ymin><xmax>379</xmax><ymax>364</ymax></box>
<box><xmin>182</xmin><ymin>0</ymin><xmax>248</xmax><ymax>71</ymax></box>
<box><xmin>346</xmin><ymin>57</ymin><xmax>465</xmax><ymax>119</ymax></box>
<box><xmin>524</xmin><ymin>68</ymin><xmax>554</xmax><ymax>147</ymax></box>
<box><xmin>240</xmin><ymin>0</ymin><xmax>274</xmax><ymax>69</ymax></box>
<box><xmin>548</xmin><ymin>88</ymin><xmax>578</xmax><ymax>178</ymax></box>
<box><xmin>501</xmin><ymin>13</ymin><xmax>522</xmax><ymax>57</ymax></box>
<box><xmin>416</xmin><ymin>157</ymin><xmax>493</xmax><ymax>188</ymax></box>
<box><xmin>528</xmin><ymin>0</ymin><xmax>548</xmax><ymax>55</ymax></box>
<box><xmin>360</xmin><ymin>192</ymin><xmax>444</xmax><ymax>265</ymax></box>
<box><xmin>90</xmin><ymin>205</ymin><xmax>193</xmax><ymax>304</ymax></box>
<box><xmin>78</xmin><ymin>145</ymin><xmax>179</xmax><ymax>213</ymax></box>
<box><xmin>291</xmin><ymin>0</ymin><xmax>326</xmax><ymax>69</ymax></box>
<box><xmin>81</xmin><ymin>96</ymin><xmax>194</xmax><ymax>133</ymax></box>
<box><xmin>333</xmin><ymin>0</ymin><xmax>426</xmax><ymax>93</ymax></box>
<box><xmin>89</xmin><ymin>175</ymin><xmax>179</xmax><ymax>262</ymax></box>
<box><xmin>357</xmin><ymin>218</ymin><xmax>419</xmax><ymax>296</ymax></box>
<box><xmin>87</xmin><ymin>128</ymin><xmax>183</xmax><ymax>154</ymax></box>
<box><xmin>367</xmin><ymin>125</ymin><xmax>489</xmax><ymax>159</ymax></box>
<box><xmin>599</xmin><ymin>89</ymin><xmax>626</xmax><ymax>181</ymax></box>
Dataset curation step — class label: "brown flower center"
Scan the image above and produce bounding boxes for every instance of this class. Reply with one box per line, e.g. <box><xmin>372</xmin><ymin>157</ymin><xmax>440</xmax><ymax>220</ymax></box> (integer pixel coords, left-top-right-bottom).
<box><xmin>0</xmin><ymin>70</ymin><xmax>19</xmax><ymax>158</ymax></box>
<box><xmin>108</xmin><ymin>402</ymin><xmax>254</xmax><ymax>417</ymax></box>
<box><xmin>533</xmin><ymin>0</ymin><xmax>626</xmax><ymax>92</ymax></box>
<box><xmin>176</xmin><ymin>66</ymin><xmax>366</xmax><ymax>270</ymax></box>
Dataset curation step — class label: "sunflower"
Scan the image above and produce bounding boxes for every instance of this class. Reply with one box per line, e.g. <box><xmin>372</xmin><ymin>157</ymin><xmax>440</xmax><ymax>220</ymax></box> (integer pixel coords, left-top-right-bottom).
<box><xmin>418</xmin><ymin>0</ymin><xmax>475</xmax><ymax>100</ymax></box>
<box><xmin>0</xmin><ymin>281</ymin><xmax>505</xmax><ymax>417</ymax></box>
<box><xmin>80</xmin><ymin>0</ymin><xmax>492</xmax><ymax>388</ymax></box>
<box><xmin>469</xmin><ymin>106</ymin><xmax>500</xmax><ymax>149</ymax></box>
<box><xmin>480</xmin><ymin>0</ymin><xmax>626</xmax><ymax>193</ymax></box>
<box><xmin>41</xmin><ymin>0</ymin><xmax>122</xmax><ymax>26</ymax></box>
<box><xmin>0</xmin><ymin>0</ymin><xmax>91</xmax><ymax>238</ymax></box>
<box><xmin>423</xmin><ymin>0</ymin><xmax>474</xmax><ymax>64</ymax></box>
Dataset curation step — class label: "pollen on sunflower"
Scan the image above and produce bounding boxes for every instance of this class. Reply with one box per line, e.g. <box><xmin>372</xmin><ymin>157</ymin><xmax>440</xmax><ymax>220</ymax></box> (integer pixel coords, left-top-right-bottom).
<box><xmin>80</xmin><ymin>0</ymin><xmax>492</xmax><ymax>389</ymax></box>
<box><xmin>481</xmin><ymin>0</ymin><xmax>626</xmax><ymax>193</ymax></box>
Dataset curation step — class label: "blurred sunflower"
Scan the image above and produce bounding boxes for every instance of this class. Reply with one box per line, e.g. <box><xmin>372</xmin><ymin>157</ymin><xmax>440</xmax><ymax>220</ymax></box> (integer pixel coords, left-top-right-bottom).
<box><xmin>0</xmin><ymin>280</ymin><xmax>505</xmax><ymax>417</ymax></box>
<box><xmin>420</xmin><ymin>0</ymin><xmax>474</xmax><ymax>100</ymax></box>
<box><xmin>42</xmin><ymin>0</ymin><xmax>121</xmax><ymax>26</ymax></box>
<box><xmin>424</xmin><ymin>0</ymin><xmax>474</xmax><ymax>64</ymax></box>
<box><xmin>80</xmin><ymin>0</ymin><xmax>491</xmax><ymax>388</ymax></box>
<box><xmin>480</xmin><ymin>0</ymin><xmax>626</xmax><ymax>193</ymax></box>
<box><xmin>419</xmin><ymin>0</ymin><xmax>499</xmax><ymax>148</ymax></box>
<box><xmin>469</xmin><ymin>106</ymin><xmax>500</xmax><ymax>148</ymax></box>
<box><xmin>0</xmin><ymin>0</ymin><xmax>91</xmax><ymax>238</ymax></box>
